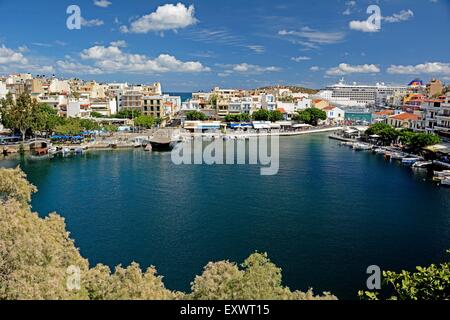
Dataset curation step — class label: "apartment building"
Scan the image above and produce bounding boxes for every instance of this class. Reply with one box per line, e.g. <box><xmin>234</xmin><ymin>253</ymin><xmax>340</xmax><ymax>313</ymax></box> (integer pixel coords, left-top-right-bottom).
<box><xmin>434</xmin><ymin>94</ymin><xmax>450</xmax><ymax>139</ymax></box>
<box><xmin>121</xmin><ymin>91</ymin><xmax>143</xmax><ymax>113</ymax></box>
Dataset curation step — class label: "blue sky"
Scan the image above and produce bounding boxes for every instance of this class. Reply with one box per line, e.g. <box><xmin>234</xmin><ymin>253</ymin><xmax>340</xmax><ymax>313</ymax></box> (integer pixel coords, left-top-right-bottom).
<box><xmin>0</xmin><ymin>0</ymin><xmax>449</xmax><ymax>91</ymax></box>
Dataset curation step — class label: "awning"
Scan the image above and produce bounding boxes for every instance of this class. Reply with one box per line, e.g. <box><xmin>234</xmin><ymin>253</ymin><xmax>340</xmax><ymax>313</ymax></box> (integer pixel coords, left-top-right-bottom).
<box><xmin>253</xmin><ymin>123</ymin><xmax>271</xmax><ymax>129</ymax></box>
<box><xmin>293</xmin><ymin>124</ymin><xmax>312</xmax><ymax>128</ymax></box>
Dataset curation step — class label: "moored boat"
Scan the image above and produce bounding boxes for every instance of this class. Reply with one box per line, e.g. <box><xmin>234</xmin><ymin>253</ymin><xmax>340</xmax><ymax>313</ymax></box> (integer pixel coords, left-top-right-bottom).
<box><xmin>412</xmin><ymin>161</ymin><xmax>433</xmax><ymax>169</ymax></box>
<box><xmin>402</xmin><ymin>157</ymin><xmax>421</xmax><ymax>166</ymax></box>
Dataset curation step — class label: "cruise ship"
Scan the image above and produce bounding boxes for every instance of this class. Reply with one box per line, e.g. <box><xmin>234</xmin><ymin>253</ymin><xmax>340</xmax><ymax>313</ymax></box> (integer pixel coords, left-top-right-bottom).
<box><xmin>315</xmin><ymin>79</ymin><xmax>408</xmax><ymax>108</ymax></box>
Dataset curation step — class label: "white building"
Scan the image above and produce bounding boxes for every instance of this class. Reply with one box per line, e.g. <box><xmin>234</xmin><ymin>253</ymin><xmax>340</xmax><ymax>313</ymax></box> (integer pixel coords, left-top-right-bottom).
<box><xmin>49</xmin><ymin>79</ymin><xmax>71</xmax><ymax>94</ymax></box>
<box><xmin>0</xmin><ymin>81</ymin><xmax>9</xmax><ymax>100</ymax></box>
<box><xmin>323</xmin><ymin>106</ymin><xmax>345</xmax><ymax>125</ymax></box>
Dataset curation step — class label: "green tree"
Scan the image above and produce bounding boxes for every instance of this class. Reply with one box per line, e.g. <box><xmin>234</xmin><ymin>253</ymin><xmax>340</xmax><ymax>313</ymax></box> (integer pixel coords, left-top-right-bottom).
<box><xmin>359</xmin><ymin>250</ymin><xmax>450</xmax><ymax>300</ymax></box>
<box><xmin>252</xmin><ymin>109</ymin><xmax>270</xmax><ymax>121</ymax></box>
<box><xmin>366</xmin><ymin>123</ymin><xmax>399</xmax><ymax>146</ymax></box>
<box><xmin>134</xmin><ymin>115</ymin><xmax>156</xmax><ymax>129</ymax></box>
<box><xmin>224</xmin><ymin>114</ymin><xmax>251</xmax><ymax>123</ymax></box>
<box><xmin>116</xmin><ymin>110</ymin><xmax>141</xmax><ymax>119</ymax></box>
<box><xmin>269</xmin><ymin>110</ymin><xmax>284</xmax><ymax>122</ymax></box>
<box><xmin>90</xmin><ymin>112</ymin><xmax>104</xmax><ymax>118</ymax></box>
<box><xmin>0</xmin><ymin>93</ymin><xmax>36</xmax><ymax>141</ymax></box>
<box><xmin>186</xmin><ymin>111</ymin><xmax>207</xmax><ymax>121</ymax></box>
<box><xmin>191</xmin><ymin>253</ymin><xmax>336</xmax><ymax>300</ymax></box>
<box><xmin>32</xmin><ymin>103</ymin><xmax>62</xmax><ymax>136</ymax></box>
<box><xmin>293</xmin><ymin>108</ymin><xmax>327</xmax><ymax>126</ymax></box>
<box><xmin>208</xmin><ymin>94</ymin><xmax>218</xmax><ymax>108</ymax></box>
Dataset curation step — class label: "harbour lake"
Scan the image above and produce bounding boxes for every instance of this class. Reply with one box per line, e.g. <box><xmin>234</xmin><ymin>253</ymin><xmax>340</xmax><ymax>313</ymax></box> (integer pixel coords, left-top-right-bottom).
<box><xmin>1</xmin><ymin>133</ymin><xmax>449</xmax><ymax>299</ymax></box>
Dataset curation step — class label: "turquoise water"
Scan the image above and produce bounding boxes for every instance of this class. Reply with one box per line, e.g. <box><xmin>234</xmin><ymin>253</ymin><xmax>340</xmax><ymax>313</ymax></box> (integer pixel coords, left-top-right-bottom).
<box><xmin>1</xmin><ymin>134</ymin><xmax>450</xmax><ymax>299</ymax></box>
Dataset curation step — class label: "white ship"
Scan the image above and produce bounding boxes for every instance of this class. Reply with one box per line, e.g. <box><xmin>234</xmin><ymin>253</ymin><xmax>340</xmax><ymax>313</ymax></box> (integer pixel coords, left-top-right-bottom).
<box><xmin>315</xmin><ymin>79</ymin><xmax>408</xmax><ymax>108</ymax></box>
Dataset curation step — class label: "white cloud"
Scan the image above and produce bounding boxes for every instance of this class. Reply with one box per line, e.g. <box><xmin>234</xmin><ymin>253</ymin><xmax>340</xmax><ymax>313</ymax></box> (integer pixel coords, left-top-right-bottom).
<box><xmin>383</xmin><ymin>10</ymin><xmax>414</xmax><ymax>23</ymax></box>
<box><xmin>110</xmin><ymin>40</ymin><xmax>127</xmax><ymax>48</ymax></box>
<box><xmin>0</xmin><ymin>45</ymin><xmax>28</xmax><ymax>64</ymax></box>
<box><xmin>246</xmin><ymin>45</ymin><xmax>265</xmax><ymax>54</ymax></box>
<box><xmin>349</xmin><ymin>20</ymin><xmax>379</xmax><ymax>32</ymax></box>
<box><xmin>219</xmin><ymin>63</ymin><xmax>281</xmax><ymax>75</ymax></box>
<box><xmin>279</xmin><ymin>27</ymin><xmax>345</xmax><ymax>45</ymax></box>
<box><xmin>387</xmin><ymin>62</ymin><xmax>450</xmax><ymax>75</ymax></box>
<box><xmin>80</xmin><ymin>45</ymin><xmax>210</xmax><ymax>73</ymax></box>
<box><xmin>326</xmin><ymin>63</ymin><xmax>380</xmax><ymax>76</ymax></box>
<box><xmin>81</xmin><ymin>18</ymin><xmax>105</xmax><ymax>27</ymax></box>
<box><xmin>94</xmin><ymin>0</ymin><xmax>112</xmax><ymax>8</ymax></box>
<box><xmin>122</xmin><ymin>3</ymin><xmax>198</xmax><ymax>34</ymax></box>
<box><xmin>0</xmin><ymin>44</ymin><xmax>55</xmax><ymax>74</ymax></box>
<box><xmin>291</xmin><ymin>56</ymin><xmax>311</xmax><ymax>62</ymax></box>
<box><xmin>310</xmin><ymin>66</ymin><xmax>320</xmax><ymax>72</ymax></box>
<box><xmin>57</xmin><ymin>60</ymin><xmax>103</xmax><ymax>75</ymax></box>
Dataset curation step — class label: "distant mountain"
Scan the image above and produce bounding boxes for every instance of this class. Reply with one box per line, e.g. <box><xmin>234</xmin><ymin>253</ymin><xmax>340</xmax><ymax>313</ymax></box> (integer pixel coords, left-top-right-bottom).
<box><xmin>257</xmin><ymin>86</ymin><xmax>319</xmax><ymax>95</ymax></box>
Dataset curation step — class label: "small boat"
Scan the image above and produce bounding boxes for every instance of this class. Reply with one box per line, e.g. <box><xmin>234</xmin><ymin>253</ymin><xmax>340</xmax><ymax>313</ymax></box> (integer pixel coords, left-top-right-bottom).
<box><xmin>441</xmin><ymin>179</ymin><xmax>450</xmax><ymax>187</ymax></box>
<box><xmin>48</xmin><ymin>147</ymin><xmax>58</xmax><ymax>155</ymax></box>
<box><xmin>352</xmin><ymin>143</ymin><xmax>372</xmax><ymax>151</ymax></box>
<box><xmin>390</xmin><ymin>152</ymin><xmax>405</xmax><ymax>161</ymax></box>
<box><xmin>412</xmin><ymin>161</ymin><xmax>433</xmax><ymax>169</ymax></box>
<box><xmin>61</xmin><ymin>147</ymin><xmax>71</xmax><ymax>156</ymax></box>
<box><xmin>144</xmin><ymin>145</ymin><xmax>152</xmax><ymax>152</ymax></box>
<box><xmin>373</xmin><ymin>148</ymin><xmax>385</xmax><ymax>154</ymax></box>
<box><xmin>402</xmin><ymin>157</ymin><xmax>421</xmax><ymax>166</ymax></box>
<box><xmin>74</xmin><ymin>147</ymin><xmax>85</xmax><ymax>154</ymax></box>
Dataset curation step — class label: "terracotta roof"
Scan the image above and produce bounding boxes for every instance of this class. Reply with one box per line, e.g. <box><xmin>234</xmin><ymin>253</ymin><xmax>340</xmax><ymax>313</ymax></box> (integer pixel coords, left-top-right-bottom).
<box><xmin>277</xmin><ymin>108</ymin><xmax>287</xmax><ymax>113</ymax></box>
<box><xmin>374</xmin><ymin>110</ymin><xmax>395</xmax><ymax>116</ymax></box>
<box><xmin>389</xmin><ymin>113</ymin><xmax>421</xmax><ymax>121</ymax></box>
<box><xmin>323</xmin><ymin>106</ymin><xmax>336</xmax><ymax>111</ymax></box>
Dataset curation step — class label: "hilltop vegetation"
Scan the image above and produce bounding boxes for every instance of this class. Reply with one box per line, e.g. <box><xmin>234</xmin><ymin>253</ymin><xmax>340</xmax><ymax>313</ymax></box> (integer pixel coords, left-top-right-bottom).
<box><xmin>257</xmin><ymin>86</ymin><xmax>319</xmax><ymax>95</ymax></box>
<box><xmin>0</xmin><ymin>167</ymin><xmax>335</xmax><ymax>300</ymax></box>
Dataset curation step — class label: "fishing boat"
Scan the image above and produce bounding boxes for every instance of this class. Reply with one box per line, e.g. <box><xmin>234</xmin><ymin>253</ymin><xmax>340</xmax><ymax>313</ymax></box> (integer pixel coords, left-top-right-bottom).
<box><xmin>433</xmin><ymin>170</ymin><xmax>450</xmax><ymax>182</ymax></box>
<box><xmin>402</xmin><ymin>157</ymin><xmax>421</xmax><ymax>166</ymax></box>
<box><xmin>144</xmin><ymin>144</ymin><xmax>152</xmax><ymax>152</ymax></box>
<box><xmin>373</xmin><ymin>148</ymin><xmax>385</xmax><ymax>154</ymax></box>
<box><xmin>412</xmin><ymin>161</ymin><xmax>433</xmax><ymax>169</ymax></box>
<box><xmin>390</xmin><ymin>152</ymin><xmax>405</xmax><ymax>161</ymax></box>
<box><xmin>148</xmin><ymin>129</ymin><xmax>180</xmax><ymax>152</ymax></box>
<box><xmin>352</xmin><ymin>143</ymin><xmax>372</xmax><ymax>151</ymax></box>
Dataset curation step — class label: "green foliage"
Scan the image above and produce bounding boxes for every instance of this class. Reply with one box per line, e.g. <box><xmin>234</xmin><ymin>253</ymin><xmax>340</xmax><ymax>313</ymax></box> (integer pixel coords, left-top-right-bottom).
<box><xmin>278</xmin><ymin>96</ymin><xmax>294</xmax><ymax>103</ymax></box>
<box><xmin>252</xmin><ymin>109</ymin><xmax>284</xmax><ymax>122</ymax></box>
<box><xmin>191</xmin><ymin>252</ymin><xmax>336</xmax><ymax>300</ymax></box>
<box><xmin>366</xmin><ymin>123</ymin><xmax>399</xmax><ymax>146</ymax></box>
<box><xmin>0</xmin><ymin>93</ymin><xmax>36</xmax><ymax>140</ymax></box>
<box><xmin>224</xmin><ymin>114</ymin><xmax>251</xmax><ymax>123</ymax></box>
<box><xmin>54</xmin><ymin>118</ymin><xmax>100</xmax><ymax>135</ymax></box>
<box><xmin>252</xmin><ymin>109</ymin><xmax>271</xmax><ymax>121</ymax></box>
<box><xmin>359</xmin><ymin>250</ymin><xmax>450</xmax><ymax>300</ymax></box>
<box><xmin>186</xmin><ymin>111</ymin><xmax>207</xmax><ymax>121</ymax></box>
<box><xmin>208</xmin><ymin>94</ymin><xmax>218</xmax><ymax>108</ymax></box>
<box><xmin>134</xmin><ymin>115</ymin><xmax>156</xmax><ymax>129</ymax></box>
<box><xmin>0</xmin><ymin>167</ymin><xmax>337</xmax><ymax>301</ymax></box>
<box><xmin>103</xmin><ymin>124</ymin><xmax>119</xmax><ymax>133</ymax></box>
<box><xmin>293</xmin><ymin>108</ymin><xmax>327</xmax><ymax>126</ymax></box>
<box><xmin>116</xmin><ymin>110</ymin><xmax>141</xmax><ymax>119</ymax></box>
<box><xmin>90</xmin><ymin>112</ymin><xmax>104</xmax><ymax>118</ymax></box>
<box><xmin>32</xmin><ymin>103</ymin><xmax>62</xmax><ymax>135</ymax></box>
<box><xmin>269</xmin><ymin>110</ymin><xmax>284</xmax><ymax>122</ymax></box>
